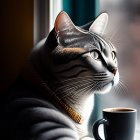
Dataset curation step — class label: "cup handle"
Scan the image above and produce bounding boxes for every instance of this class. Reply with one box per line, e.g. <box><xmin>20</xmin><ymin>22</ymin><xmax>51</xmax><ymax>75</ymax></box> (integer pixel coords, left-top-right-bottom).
<box><xmin>92</xmin><ymin>119</ymin><xmax>108</xmax><ymax>140</ymax></box>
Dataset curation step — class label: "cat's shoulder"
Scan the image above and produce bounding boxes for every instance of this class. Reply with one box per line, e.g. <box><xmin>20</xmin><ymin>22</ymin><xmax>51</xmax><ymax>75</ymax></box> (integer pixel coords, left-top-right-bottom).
<box><xmin>1</xmin><ymin>85</ymin><xmax>79</xmax><ymax>140</ymax></box>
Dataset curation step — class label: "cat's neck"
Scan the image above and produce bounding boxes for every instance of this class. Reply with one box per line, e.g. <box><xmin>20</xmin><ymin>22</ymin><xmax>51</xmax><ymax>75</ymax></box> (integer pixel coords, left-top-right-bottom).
<box><xmin>66</xmin><ymin>94</ymin><xmax>94</xmax><ymax>137</ymax></box>
<box><xmin>22</xmin><ymin>64</ymin><xmax>94</xmax><ymax>137</ymax></box>
<box><xmin>55</xmin><ymin>89</ymin><xmax>94</xmax><ymax>137</ymax></box>
<box><xmin>62</xmin><ymin>93</ymin><xmax>94</xmax><ymax>118</ymax></box>
<box><xmin>22</xmin><ymin>64</ymin><xmax>94</xmax><ymax>124</ymax></box>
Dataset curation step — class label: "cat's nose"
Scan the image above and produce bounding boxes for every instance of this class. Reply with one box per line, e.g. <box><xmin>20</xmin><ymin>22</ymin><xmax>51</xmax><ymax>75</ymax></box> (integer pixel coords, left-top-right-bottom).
<box><xmin>111</xmin><ymin>68</ymin><xmax>117</xmax><ymax>75</ymax></box>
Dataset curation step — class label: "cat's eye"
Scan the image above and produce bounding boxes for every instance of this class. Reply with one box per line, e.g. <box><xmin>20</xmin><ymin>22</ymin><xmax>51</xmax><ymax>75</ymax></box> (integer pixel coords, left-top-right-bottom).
<box><xmin>90</xmin><ymin>51</ymin><xmax>100</xmax><ymax>60</ymax></box>
<box><xmin>111</xmin><ymin>51</ymin><xmax>116</xmax><ymax>60</ymax></box>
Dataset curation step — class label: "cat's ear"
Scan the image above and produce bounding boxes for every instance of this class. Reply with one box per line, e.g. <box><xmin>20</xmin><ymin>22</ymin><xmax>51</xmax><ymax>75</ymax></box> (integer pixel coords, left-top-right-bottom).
<box><xmin>89</xmin><ymin>13</ymin><xmax>108</xmax><ymax>35</ymax></box>
<box><xmin>54</xmin><ymin>11</ymin><xmax>75</xmax><ymax>33</ymax></box>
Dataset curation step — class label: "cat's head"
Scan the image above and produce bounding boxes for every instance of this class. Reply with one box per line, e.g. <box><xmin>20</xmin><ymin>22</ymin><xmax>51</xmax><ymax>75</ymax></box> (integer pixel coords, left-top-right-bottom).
<box><xmin>45</xmin><ymin>12</ymin><xmax>119</xmax><ymax>95</ymax></box>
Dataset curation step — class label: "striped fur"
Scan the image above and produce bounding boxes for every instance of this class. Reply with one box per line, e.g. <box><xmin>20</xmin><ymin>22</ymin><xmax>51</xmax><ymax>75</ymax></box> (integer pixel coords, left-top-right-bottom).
<box><xmin>29</xmin><ymin>12</ymin><xmax>119</xmax><ymax>138</ymax></box>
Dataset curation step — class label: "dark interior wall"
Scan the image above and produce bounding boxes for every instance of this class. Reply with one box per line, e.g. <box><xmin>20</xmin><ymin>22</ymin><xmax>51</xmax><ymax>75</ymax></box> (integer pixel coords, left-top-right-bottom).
<box><xmin>0</xmin><ymin>0</ymin><xmax>33</xmax><ymax>92</ymax></box>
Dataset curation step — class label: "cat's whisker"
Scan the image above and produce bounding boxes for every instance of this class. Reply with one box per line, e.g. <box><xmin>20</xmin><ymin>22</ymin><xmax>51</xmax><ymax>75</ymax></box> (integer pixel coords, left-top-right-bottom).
<box><xmin>119</xmin><ymin>79</ymin><xmax>129</xmax><ymax>91</ymax></box>
<box><xmin>71</xmin><ymin>82</ymin><xmax>96</xmax><ymax>98</ymax></box>
<box><xmin>84</xmin><ymin>82</ymin><xmax>99</xmax><ymax>96</ymax></box>
<box><xmin>112</xmin><ymin>86</ymin><xmax>117</xmax><ymax>94</ymax></box>
<box><xmin>56</xmin><ymin>77</ymin><xmax>93</xmax><ymax>87</ymax></box>
<box><xmin>55</xmin><ymin>79</ymin><xmax>94</xmax><ymax>93</ymax></box>
<box><xmin>61</xmin><ymin>86</ymin><xmax>85</xmax><ymax>98</ymax></box>
<box><xmin>87</xmin><ymin>82</ymin><xmax>99</xmax><ymax>94</ymax></box>
<box><xmin>93</xmin><ymin>80</ymin><xmax>112</xmax><ymax>93</ymax></box>
<box><xmin>96</xmin><ymin>76</ymin><xmax>111</xmax><ymax>81</ymax></box>
<box><xmin>119</xmin><ymin>77</ymin><xmax>129</xmax><ymax>88</ymax></box>
<box><xmin>68</xmin><ymin>81</ymin><xmax>98</xmax><ymax>99</ymax></box>
<box><xmin>114</xmin><ymin>82</ymin><xmax>122</xmax><ymax>95</ymax></box>
<box><xmin>62</xmin><ymin>81</ymin><xmax>96</xmax><ymax>99</ymax></box>
<box><xmin>55</xmin><ymin>75</ymin><xmax>110</xmax><ymax>92</ymax></box>
<box><xmin>120</xmin><ymin>83</ymin><xmax>128</xmax><ymax>94</ymax></box>
<box><xmin>94</xmin><ymin>78</ymin><xmax>111</xmax><ymax>82</ymax></box>
<box><xmin>56</xmin><ymin>73</ymin><xmax>109</xmax><ymax>84</ymax></box>
<box><xmin>115</xmin><ymin>81</ymin><xmax>128</xmax><ymax>95</ymax></box>
<box><xmin>59</xmin><ymin>80</ymin><xmax>95</xmax><ymax>98</ymax></box>
<box><xmin>113</xmin><ymin>85</ymin><xmax>122</xmax><ymax>95</ymax></box>
<box><xmin>94</xmin><ymin>74</ymin><xmax>108</xmax><ymax>77</ymax></box>
<box><xmin>54</xmin><ymin>76</ymin><xmax>95</xmax><ymax>84</ymax></box>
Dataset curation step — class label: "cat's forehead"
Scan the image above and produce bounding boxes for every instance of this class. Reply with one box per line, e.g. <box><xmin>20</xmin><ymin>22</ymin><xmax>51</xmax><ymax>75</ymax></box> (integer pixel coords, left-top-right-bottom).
<box><xmin>58</xmin><ymin>29</ymin><xmax>116</xmax><ymax>53</ymax></box>
<box><xmin>92</xmin><ymin>34</ymin><xmax>116</xmax><ymax>52</ymax></box>
<box><xmin>82</xmin><ymin>32</ymin><xmax>116</xmax><ymax>53</ymax></box>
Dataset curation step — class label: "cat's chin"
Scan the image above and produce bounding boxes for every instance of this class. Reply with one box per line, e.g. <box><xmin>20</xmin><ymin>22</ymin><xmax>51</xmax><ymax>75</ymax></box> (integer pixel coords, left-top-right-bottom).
<box><xmin>96</xmin><ymin>72</ymin><xmax>120</xmax><ymax>94</ymax></box>
<box><xmin>97</xmin><ymin>82</ymin><xmax>113</xmax><ymax>94</ymax></box>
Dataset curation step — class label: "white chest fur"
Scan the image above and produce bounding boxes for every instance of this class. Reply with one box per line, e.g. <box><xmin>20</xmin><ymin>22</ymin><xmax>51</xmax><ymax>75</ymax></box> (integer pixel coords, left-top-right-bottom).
<box><xmin>76</xmin><ymin>94</ymin><xmax>95</xmax><ymax>138</ymax></box>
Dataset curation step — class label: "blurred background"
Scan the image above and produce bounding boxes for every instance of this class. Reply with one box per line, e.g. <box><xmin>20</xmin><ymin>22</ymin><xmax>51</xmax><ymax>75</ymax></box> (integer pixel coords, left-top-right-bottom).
<box><xmin>1</xmin><ymin>0</ymin><xmax>140</xmax><ymax>139</ymax></box>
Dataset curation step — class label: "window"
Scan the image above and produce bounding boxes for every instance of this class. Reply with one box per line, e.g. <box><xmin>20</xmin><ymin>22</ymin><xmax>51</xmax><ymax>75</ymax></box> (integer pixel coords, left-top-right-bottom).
<box><xmin>34</xmin><ymin>0</ymin><xmax>62</xmax><ymax>44</ymax></box>
<box><xmin>100</xmin><ymin>0</ymin><xmax>140</xmax><ymax>139</ymax></box>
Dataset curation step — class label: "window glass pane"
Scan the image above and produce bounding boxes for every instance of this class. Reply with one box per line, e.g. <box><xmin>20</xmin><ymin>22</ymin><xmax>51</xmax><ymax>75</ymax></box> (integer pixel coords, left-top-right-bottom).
<box><xmin>62</xmin><ymin>0</ymin><xmax>98</xmax><ymax>26</ymax></box>
<box><xmin>100</xmin><ymin>0</ymin><xmax>140</xmax><ymax>137</ymax></box>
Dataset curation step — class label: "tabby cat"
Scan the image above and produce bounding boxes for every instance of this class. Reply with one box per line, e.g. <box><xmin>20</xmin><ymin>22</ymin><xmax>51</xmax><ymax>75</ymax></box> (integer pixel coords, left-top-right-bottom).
<box><xmin>1</xmin><ymin>12</ymin><xmax>119</xmax><ymax>140</ymax></box>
